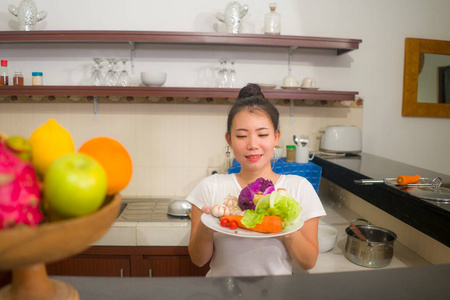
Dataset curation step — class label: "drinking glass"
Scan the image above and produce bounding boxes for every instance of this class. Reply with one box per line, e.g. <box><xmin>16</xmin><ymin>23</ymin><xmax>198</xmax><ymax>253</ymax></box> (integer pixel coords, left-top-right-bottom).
<box><xmin>104</xmin><ymin>58</ymin><xmax>118</xmax><ymax>86</ymax></box>
<box><xmin>228</xmin><ymin>59</ymin><xmax>236</xmax><ymax>88</ymax></box>
<box><xmin>117</xmin><ymin>58</ymin><xmax>130</xmax><ymax>87</ymax></box>
<box><xmin>91</xmin><ymin>58</ymin><xmax>104</xmax><ymax>86</ymax></box>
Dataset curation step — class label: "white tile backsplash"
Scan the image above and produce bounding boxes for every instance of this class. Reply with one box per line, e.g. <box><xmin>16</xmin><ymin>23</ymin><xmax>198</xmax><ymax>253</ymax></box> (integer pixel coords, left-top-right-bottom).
<box><xmin>0</xmin><ymin>102</ymin><xmax>362</xmax><ymax>197</ymax></box>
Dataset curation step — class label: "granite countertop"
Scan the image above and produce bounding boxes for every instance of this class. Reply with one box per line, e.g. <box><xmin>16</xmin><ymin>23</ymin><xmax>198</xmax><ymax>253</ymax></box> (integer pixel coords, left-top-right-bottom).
<box><xmin>313</xmin><ymin>152</ymin><xmax>450</xmax><ymax>247</ymax></box>
<box><xmin>54</xmin><ymin>263</ymin><xmax>450</xmax><ymax>300</ymax></box>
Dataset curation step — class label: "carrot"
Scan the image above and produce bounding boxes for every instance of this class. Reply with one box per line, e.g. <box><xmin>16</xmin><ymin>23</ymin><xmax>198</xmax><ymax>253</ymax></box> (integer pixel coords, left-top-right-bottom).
<box><xmin>396</xmin><ymin>174</ymin><xmax>421</xmax><ymax>186</ymax></box>
<box><xmin>222</xmin><ymin>215</ymin><xmax>283</xmax><ymax>233</ymax></box>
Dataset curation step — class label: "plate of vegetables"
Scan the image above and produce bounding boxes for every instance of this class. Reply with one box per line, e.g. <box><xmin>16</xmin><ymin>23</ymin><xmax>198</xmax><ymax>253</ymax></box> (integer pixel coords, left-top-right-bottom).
<box><xmin>201</xmin><ymin>178</ymin><xmax>303</xmax><ymax>238</ymax></box>
<box><xmin>201</xmin><ymin>213</ymin><xmax>303</xmax><ymax>238</ymax></box>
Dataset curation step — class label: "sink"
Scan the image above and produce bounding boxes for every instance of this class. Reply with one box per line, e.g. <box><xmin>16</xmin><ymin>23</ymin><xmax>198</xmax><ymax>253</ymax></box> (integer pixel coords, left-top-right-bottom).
<box><xmin>116</xmin><ymin>198</ymin><xmax>190</xmax><ymax>222</ymax></box>
<box><xmin>118</xmin><ymin>203</ymin><xmax>127</xmax><ymax>218</ymax></box>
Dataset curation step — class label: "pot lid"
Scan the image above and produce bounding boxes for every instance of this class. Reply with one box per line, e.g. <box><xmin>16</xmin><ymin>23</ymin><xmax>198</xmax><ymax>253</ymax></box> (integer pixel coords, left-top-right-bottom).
<box><xmin>409</xmin><ymin>186</ymin><xmax>450</xmax><ymax>203</ymax></box>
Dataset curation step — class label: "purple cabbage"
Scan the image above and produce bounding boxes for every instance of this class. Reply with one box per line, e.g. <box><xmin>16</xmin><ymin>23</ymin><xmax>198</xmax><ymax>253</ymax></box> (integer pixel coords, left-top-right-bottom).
<box><xmin>238</xmin><ymin>177</ymin><xmax>275</xmax><ymax>211</ymax></box>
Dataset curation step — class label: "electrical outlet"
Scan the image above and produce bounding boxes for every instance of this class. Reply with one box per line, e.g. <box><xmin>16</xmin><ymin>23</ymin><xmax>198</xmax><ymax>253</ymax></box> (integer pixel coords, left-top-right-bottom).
<box><xmin>207</xmin><ymin>167</ymin><xmax>220</xmax><ymax>176</ymax></box>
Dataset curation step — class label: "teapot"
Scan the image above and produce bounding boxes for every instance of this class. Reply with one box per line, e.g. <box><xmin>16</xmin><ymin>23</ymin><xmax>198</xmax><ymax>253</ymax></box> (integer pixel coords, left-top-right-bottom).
<box><xmin>216</xmin><ymin>1</ymin><xmax>248</xmax><ymax>34</ymax></box>
<box><xmin>8</xmin><ymin>0</ymin><xmax>47</xmax><ymax>31</ymax></box>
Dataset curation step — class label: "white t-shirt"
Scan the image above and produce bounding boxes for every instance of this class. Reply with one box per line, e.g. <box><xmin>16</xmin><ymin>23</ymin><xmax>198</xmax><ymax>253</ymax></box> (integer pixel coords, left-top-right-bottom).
<box><xmin>187</xmin><ymin>173</ymin><xmax>326</xmax><ymax>277</ymax></box>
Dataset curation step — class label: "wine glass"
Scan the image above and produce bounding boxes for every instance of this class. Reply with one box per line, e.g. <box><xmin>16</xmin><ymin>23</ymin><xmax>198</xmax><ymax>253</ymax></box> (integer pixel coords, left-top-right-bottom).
<box><xmin>217</xmin><ymin>58</ymin><xmax>229</xmax><ymax>88</ymax></box>
<box><xmin>91</xmin><ymin>58</ymin><xmax>104</xmax><ymax>86</ymax></box>
<box><xmin>117</xmin><ymin>58</ymin><xmax>130</xmax><ymax>87</ymax></box>
<box><xmin>228</xmin><ymin>59</ymin><xmax>236</xmax><ymax>88</ymax></box>
<box><xmin>104</xmin><ymin>58</ymin><xmax>118</xmax><ymax>86</ymax></box>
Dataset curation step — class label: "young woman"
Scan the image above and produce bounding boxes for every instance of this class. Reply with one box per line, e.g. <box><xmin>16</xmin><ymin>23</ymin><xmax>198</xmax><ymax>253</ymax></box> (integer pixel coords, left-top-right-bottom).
<box><xmin>187</xmin><ymin>96</ymin><xmax>325</xmax><ymax>277</ymax></box>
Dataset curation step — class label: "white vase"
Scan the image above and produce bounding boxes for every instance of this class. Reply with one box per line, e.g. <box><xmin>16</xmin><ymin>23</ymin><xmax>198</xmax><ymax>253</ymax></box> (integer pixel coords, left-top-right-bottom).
<box><xmin>8</xmin><ymin>0</ymin><xmax>47</xmax><ymax>31</ymax></box>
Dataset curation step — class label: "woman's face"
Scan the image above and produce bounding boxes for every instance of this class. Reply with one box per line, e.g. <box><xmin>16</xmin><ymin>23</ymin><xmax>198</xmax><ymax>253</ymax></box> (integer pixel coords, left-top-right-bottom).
<box><xmin>226</xmin><ymin>109</ymin><xmax>280</xmax><ymax>172</ymax></box>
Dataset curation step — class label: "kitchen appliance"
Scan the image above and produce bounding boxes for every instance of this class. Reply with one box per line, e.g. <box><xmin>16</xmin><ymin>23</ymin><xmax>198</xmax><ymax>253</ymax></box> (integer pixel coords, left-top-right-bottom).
<box><xmin>320</xmin><ymin>125</ymin><xmax>362</xmax><ymax>154</ymax></box>
<box><xmin>344</xmin><ymin>219</ymin><xmax>397</xmax><ymax>268</ymax></box>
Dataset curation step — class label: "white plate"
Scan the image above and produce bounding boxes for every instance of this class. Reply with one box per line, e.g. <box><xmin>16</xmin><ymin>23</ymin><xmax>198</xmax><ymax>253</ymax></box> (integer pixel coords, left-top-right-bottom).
<box><xmin>256</xmin><ymin>83</ymin><xmax>277</xmax><ymax>89</ymax></box>
<box><xmin>300</xmin><ymin>87</ymin><xmax>319</xmax><ymax>90</ymax></box>
<box><xmin>280</xmin><ymin>85</ymin><xmax>300</xmax><ymax>90</ymax></box>
<box><xmin>201</xmin><ymin>213</ymin><xmax>304</xmax><ymax>239</ymax></box>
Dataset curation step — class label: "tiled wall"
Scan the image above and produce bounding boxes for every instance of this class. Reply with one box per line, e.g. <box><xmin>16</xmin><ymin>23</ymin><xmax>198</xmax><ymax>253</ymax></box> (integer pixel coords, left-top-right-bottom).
<box><xmin>0</xmin><ymin>102</ymin><xmax>363</xmax><ymax>197</ymax></box>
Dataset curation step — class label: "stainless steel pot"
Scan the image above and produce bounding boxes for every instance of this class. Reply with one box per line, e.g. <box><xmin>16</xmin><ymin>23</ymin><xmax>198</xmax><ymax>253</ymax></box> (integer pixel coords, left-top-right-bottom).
<box><xmin>344</xmin><ymin>219</ymin><xmax>397</xmax><ymax>268</ymax></box>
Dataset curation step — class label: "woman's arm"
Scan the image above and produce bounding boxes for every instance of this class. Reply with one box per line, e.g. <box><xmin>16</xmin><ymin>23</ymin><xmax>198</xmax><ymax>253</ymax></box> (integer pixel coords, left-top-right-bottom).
<box><xmin>188</xmin><ymin>205</ymin><xmax>215</xmax><ymax>267</ymax></box>
<box><xmin>282</xmin><ymin>217</ymin><xmax>320</xmax><ymax>270</ymax></box>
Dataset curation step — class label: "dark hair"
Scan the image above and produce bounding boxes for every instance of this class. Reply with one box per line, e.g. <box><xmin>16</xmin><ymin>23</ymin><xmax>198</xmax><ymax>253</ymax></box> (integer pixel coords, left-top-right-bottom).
<box><xmin>226</xmin><ymin>96</ymin><xmax>279</xmax><ymax>134</ymax></box>
<box><xmin>238</xmin><ymin>83</ymin><xmax>265</xmax><ymax>99</ymax></box>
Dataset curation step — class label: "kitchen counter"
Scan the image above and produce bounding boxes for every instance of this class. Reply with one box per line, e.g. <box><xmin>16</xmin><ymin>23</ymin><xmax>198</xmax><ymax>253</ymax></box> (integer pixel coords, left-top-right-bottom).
<box><xmin>94</xmin><ymin>193</ymin><xmax>430</xmax><ymax>274</ymax></box>
<box><xmin>53</xmin><ymin>263</ymin><xmax>450</xmax><ymax>300</ymax></box>
<box><xmin>297</xmin><ymin>193</ymin><xmax>430</xmax><ymax>274</ymax></box>
<box><xmin>313</xmin><ymin>153</ymin><xmax>450</xmax><ymax>247</ymax></box>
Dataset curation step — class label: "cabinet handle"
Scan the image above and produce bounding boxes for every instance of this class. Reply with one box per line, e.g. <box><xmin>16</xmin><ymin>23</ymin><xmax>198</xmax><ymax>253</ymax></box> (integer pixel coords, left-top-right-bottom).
<box><xmin>120</xmin><ymin>269</ymin><xmax>124</xmax><ymax>277</ymax></box>
<box><xmin>149</xmin><ymin>269</ymin><xmax>152</xmax><ymax>278</ymax></box>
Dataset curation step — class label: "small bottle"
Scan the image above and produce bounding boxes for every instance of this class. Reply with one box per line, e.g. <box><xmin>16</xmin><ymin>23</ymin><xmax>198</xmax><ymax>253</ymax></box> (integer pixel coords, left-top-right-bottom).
<box><xmin>286</xmin><ymin>145</ymin><xmax>296</xmax><ymax>162</ymax></box>
<box><xmin>0</xmin><ymin>60</ymin><xmax>9</xmax><ymax>86</ymax></box>
<box><xmin>32</xmin><ymin>72</ymin><xmax>43</xmax><ymax>86</ymax></box>
<box><xmin>13</xmin><ymin>71</ymin><xmax>24</xmax><ymax>86</ymax></box>
<box><xmin>264</xmin><ymin>3</ymin><xmax>281</xmax><ymax>35</ymax></box>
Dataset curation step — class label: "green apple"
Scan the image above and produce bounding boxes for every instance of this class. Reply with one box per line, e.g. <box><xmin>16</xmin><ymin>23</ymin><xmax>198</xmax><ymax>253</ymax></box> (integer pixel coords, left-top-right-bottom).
<box><xmin>44</xmin><ymin>153</ymin><xmax>107</xmax><ymax>218</ymax></box>
<box><xmin>5</xmin><ymin>135</ymin><xmax>32</xmax><ymax>162</ymax></box>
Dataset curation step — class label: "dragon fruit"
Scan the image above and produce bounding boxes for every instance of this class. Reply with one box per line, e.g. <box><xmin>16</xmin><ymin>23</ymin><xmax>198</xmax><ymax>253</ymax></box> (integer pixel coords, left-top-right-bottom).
<box><xmin>0</xmin><ymin>143</ymin><xmax>43</xmax><ymax>229</ymax></box>
<box><xmin>238</xmin><ymin>177</ymin><xmax>275</xmax><ymax>211</ymax></box>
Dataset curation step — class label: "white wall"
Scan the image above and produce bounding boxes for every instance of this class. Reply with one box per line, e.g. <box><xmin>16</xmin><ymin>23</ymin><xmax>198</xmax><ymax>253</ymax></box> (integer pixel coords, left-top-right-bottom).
<box><xmin>1</xmin><ymin>0</ymin><xmax>449</xmax><ymax>197</ymax></box>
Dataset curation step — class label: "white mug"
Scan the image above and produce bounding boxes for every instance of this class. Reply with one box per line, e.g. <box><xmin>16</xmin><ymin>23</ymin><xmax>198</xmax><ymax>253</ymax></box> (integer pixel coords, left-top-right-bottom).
<box><xmin>295</xmin><ymin>145</ymin><xmax>315</xmax><ymax>163</ymax></box>
<box><xmin>283</xmin><ymin>76</ymin><xmax>300</xmax><ymax>87</ymax></box>
<box><xmin>301</xmin><ymin>77</ymin><xmax>317</xmax><ymax>88</ymax></box>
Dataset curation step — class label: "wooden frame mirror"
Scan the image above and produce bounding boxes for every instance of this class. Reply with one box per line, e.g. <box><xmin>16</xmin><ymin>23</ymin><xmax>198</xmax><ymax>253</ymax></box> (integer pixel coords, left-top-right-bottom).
<box><xmin>402</xmin><ymin>38</ymin><xmax>450</xmax><ymax>118</ymax></box>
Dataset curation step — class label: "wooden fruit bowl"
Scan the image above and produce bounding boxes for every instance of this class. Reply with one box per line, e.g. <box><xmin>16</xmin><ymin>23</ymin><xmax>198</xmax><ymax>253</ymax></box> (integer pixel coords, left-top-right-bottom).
<box><xmin>0</xmin><ymin>194</ymin><xmax>121</xmax><ymax>300</ymax></box>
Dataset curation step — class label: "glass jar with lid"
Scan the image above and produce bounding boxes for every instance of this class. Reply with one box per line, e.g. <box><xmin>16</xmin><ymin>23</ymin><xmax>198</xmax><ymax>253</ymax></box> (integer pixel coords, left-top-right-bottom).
<box><xmin>264</xmin><ymin>3</ymin><xmax>281</xmax><ymax>35</ymax></box>
<box><xmin>286</xmin><ymin>145</ymin><xmax>296</xmax><ymax>162</ymax></box>
<box><xmin>13</xmin><ymin>71</ymin><xmax>24</xmax><ymax>86</ymax></box>
<box><xmin>32</xmin><ymin>72</ymin><xmax>43</xmax><ymax>86</ymax></box>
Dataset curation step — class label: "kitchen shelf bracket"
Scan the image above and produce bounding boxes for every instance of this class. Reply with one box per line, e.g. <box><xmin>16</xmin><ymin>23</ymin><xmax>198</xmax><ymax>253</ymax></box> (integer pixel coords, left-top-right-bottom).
<box><xmin>290</xmin><ymin>99</ymin><xmax>294</xmax><ymax>123</ymax></box>
<box><xmin>129</xmin><ymin>41</ymin><xmax>136</xmax><ymax>74</ymax></box>
<box><xmin>288</xmin><ymin>46</ymin><xmax>298</xmax><ymax>75</ymax></box>
<box><xmin>93</xmin><ymin>96</ymin><xmax>99</xmax><ymax>121</ymax></box>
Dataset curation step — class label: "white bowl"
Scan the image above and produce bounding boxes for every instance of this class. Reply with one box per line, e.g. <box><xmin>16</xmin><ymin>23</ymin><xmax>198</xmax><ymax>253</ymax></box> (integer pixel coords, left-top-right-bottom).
<box><xmin>141</xmin><ymin>71</ymin><xmax>167</xmax><ymax>87</ymax></box>
<box><xmin>318</xmin><ymin>224</ymin><xmax>338</xmax><ymax>253</ymax></box>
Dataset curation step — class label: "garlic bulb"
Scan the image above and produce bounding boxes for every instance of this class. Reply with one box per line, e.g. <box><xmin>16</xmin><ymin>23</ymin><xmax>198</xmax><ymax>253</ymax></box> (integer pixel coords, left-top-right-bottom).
<box><xmin>222</xmin><ymin>194</ymin><xmax>238</xmax><ymax>207</ymax></box>
<box><xmin>221</xmin><ymin>194</ymin><xmax>243</xmax><ymax>216</ymax></box>
<box><xmin>211</xmin><ymin>204</ymin><xmax>230</xmax><ymax>218</ymax></box>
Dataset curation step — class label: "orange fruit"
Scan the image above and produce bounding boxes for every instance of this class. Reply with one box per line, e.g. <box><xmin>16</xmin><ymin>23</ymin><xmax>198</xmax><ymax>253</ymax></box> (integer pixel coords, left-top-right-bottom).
<box><xmin>78</xmin><ymin>137</ymin><xmax>132</xmax><ymax>195</ymax></box>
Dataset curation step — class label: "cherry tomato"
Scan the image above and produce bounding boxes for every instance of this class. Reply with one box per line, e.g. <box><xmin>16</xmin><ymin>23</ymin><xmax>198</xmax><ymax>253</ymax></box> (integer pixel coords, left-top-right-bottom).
<box><xmin>220</xmin><ymin>218</ymin><xmax>229</xmax><ymax>227</ymax></box>
<box><xmin>228</xmin><ymin>220</ymin><xmax>238</xmax><ymax>230</ymax></box>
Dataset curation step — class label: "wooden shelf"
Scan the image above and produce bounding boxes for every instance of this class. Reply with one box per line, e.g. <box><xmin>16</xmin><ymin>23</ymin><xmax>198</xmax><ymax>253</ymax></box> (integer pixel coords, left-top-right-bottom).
<box><xmin>0</xmin><ymin>30</ymin><xmax>362</xmax><ymax>55</ymax></box>
<box><xmin>0</xmin><ymin>86</ymin><xmax>358</xmax><ymax>101</ymax></box>
<box><xmin>0</xmin><ymin>31</ymin><xmax>361</xmax><ymax>102</ymax></box>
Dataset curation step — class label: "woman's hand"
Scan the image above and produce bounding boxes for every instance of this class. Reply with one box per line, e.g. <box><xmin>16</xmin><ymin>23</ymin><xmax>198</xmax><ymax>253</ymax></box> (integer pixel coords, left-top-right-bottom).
<box><xmin>282</xmin><ymin>217</ymin><xmax>320</xmax><ymax>270</ymax></box>
<box><xmin>188</xmin><ymin>205</ymin><xmax>215</xmax><ymax>267</ymax></box>
<box><xmin>202</xmin><ymin>206</ymin><xmax>211</xmax><ymax>214</ymax></box>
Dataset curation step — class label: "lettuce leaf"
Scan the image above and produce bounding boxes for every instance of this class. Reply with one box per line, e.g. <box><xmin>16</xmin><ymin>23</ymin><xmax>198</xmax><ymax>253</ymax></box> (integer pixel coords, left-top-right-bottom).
<box><xmin>241</xmin><ymin>190</ymin><xmax>301</xmax><ymax>228</ymax></box>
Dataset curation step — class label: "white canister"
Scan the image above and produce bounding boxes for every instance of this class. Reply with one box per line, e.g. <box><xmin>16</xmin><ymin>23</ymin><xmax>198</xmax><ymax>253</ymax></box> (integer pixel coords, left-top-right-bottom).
<box><xmin>295</xmin><ymin>146</ymin><xmax>315</xmax><ymax>163</ymax></box>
